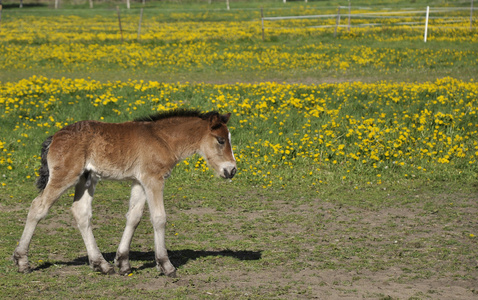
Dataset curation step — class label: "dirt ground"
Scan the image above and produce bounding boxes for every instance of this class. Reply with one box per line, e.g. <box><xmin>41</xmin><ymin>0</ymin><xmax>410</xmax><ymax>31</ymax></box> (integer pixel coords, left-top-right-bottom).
<box><xmin>6</xmin><ymin>184</ymin><xmax>478</xmax><ymax>299</ymax></box>
<box><xmin>155</xmin><ymin>193</ymin><xmax>478</xmax><ymax>299</ymax></box>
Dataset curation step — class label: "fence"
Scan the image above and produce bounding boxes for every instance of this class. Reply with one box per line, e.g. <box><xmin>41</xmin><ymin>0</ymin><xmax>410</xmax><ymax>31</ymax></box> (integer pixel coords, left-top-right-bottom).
<box><xmin>1</xmin><ymin>3</ymin><xmax>475</xmax><ymax>43</ymax></box>
<box><xmin>261</xmin><ymin>3</ymin><xmax>476</xmax><ymax>42</ymax></box>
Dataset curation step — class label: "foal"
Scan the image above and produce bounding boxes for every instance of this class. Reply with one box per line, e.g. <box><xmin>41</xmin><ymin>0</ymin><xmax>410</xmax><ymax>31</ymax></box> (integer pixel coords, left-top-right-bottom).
<box><xmin>13</xmin><ymin>109</ymin><xmax>237</xmax><ymax>277</ymax></box>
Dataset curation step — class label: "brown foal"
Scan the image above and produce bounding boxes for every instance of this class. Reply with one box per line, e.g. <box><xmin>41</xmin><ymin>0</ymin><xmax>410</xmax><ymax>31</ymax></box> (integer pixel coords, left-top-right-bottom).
<box><xmin>13</xmin><ymin>109</ymin><xmax>237</xmax><ymax>277</ymax></box>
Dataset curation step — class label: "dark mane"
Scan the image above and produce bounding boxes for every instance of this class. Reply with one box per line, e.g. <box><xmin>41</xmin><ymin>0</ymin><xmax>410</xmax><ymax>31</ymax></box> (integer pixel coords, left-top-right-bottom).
<box><xmin>134</xmin><ymin>109</ymin><xmax>219</xmax><ymax>122</ymax></box>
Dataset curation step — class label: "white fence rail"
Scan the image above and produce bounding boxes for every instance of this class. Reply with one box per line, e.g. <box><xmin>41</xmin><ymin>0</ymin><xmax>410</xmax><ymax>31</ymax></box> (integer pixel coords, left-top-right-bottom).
<box><xmin>261</xmin><ymin>4</ymin><xmax>476</xmax><ymax>42</ymax></box>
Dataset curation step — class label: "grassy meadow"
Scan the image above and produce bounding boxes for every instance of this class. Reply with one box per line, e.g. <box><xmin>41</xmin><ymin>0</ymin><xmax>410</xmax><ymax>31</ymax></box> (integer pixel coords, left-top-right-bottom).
<box><xmin>0</xmin><ymin>0</ymin><xmax>477</xmax><ymax>298</ymax></box>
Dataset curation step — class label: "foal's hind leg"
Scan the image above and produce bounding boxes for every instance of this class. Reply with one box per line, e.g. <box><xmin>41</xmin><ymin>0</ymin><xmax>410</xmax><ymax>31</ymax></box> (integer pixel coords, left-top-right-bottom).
<box><xmin>13</xmin><ymin>179</ymin><xmax>75</xmax><ymax>273</ymax></box>
<box><xmin>71</xmin><ymin>172</ymin><xmax>115</xmax><ymax>275</ymax></box>
<box><xmin>114</xmin><ymin>182</ymin><xmax>146</xmax><ymax>275</ymax></box>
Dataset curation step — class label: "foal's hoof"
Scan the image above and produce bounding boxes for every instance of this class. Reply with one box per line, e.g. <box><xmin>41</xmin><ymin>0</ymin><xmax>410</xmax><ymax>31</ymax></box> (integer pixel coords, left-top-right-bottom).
<box><xmin>156</xmin><ymin>261</ymin><xmax>177</xmax><ymax>278</ymax></box>
<box><xmin>114</xmin><ymin>257</ymin><xmax>132</xmax><ymax>276</ymax></box>
<box><xmin>95</xmin><ymin>267</ymin><xmax>116</xmax><ymax>275</ymax></box>
<box><xmin>92</xmin><ymin>261</ymin><xmax>116</xmax><ymax>275</ymax></box>
<box><xmin>18</xmin><ymin>266</ymin><xmax>33</xmax><ymax>274</ymax></box>
<box><xmin>118</xmin><ymin>269</ymin><xmax>132</xmax><ymax>276</ymax></box>
<box><xmin>13</xmin><ymin>253</ymin><xmax>32</xmax><ymax>274</ymax></box>
<box><xmin>104</xmin><ymin>267</ymin><xmax>116</xmax><ymax>275</ymax></box>
<box><xmin>166</xmin><ymin>270</ymin><xmax>177</xmax><ymax>278</ymax></box>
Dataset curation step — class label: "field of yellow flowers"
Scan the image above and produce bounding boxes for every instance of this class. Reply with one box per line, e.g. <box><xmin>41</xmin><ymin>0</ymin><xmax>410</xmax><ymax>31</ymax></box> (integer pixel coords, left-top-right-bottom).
<box><xmin>0</xmin><ymin>3</ymin><xmax>477</xmax><ymax>189</ymax></box>
<box><xmin>1</xmin><ymin>4</ymin><xmax>477</xmax><ymax>83</ymax></box>
<box><xmin>1</xmin><ymin>76</ymin><xmax>477</xmax><ymax>189</ymax></box>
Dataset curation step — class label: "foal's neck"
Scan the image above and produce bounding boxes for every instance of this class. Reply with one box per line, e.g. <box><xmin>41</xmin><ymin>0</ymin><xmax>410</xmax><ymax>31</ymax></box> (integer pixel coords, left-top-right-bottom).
<box><xmin>154</xmin><ymin>117</ymin><xmax>206</xmax><ymax>161</ymax></box>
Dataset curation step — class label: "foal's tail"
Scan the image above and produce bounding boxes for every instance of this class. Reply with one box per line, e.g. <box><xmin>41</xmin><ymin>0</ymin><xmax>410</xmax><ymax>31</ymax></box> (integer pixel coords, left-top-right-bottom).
<box><xmin>36</xmin><ymin>136</ymin><xmax>53</xmax><ymax>191</ymax></box>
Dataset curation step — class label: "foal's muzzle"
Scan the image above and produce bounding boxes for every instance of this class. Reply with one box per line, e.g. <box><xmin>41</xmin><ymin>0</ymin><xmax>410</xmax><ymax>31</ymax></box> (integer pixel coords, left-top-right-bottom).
<box><xmin>223</xmin><ymin>167</ymin><xmax>237</xmax><ymax>179</ymax></box>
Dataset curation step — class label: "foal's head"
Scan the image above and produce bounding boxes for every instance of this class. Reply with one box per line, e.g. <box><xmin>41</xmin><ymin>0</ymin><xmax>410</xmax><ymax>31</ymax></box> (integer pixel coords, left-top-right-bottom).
<box><xmin>199</xmin><ymin>112</ymin><xmax>237</xmax><ymax>179</ymax></box>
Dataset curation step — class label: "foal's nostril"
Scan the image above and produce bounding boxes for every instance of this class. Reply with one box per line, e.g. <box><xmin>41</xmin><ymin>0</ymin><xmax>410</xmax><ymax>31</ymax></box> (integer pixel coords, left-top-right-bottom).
<box><xmin>224</xmin><ymin>167</ymin><xmax>237</xmax><ymax>179</ymax></box>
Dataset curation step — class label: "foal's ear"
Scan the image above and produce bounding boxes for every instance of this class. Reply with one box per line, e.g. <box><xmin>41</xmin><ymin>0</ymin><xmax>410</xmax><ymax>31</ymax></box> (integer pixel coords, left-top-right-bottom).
<box><xmin>209</xmin><ymin>113</ymin><xmax>231</xmax><ymax>129</ymax></box>
<box><xmin>221</xmin><ymin>113</ymin><xmax>231</xmax><ymax>124</ymax></box>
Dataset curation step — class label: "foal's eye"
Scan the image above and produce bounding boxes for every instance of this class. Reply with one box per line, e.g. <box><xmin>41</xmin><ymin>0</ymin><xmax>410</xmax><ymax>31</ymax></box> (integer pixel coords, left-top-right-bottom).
<box><xmin>216</xmin><ymin>137</ymin><xmax>226</xmax><ymax>145</ymax></box>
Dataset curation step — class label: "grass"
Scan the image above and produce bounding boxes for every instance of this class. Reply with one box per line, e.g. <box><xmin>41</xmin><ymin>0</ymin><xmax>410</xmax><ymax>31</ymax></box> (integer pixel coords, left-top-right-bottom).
<box><xmin>0</xmin><ymin>0</ymin><xmax>477</xmax><ymax>298</ymax></box>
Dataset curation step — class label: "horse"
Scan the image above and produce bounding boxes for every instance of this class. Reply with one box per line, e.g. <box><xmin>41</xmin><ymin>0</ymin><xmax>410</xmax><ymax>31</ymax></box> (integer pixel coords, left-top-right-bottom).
<box><xmin>13</xmin><ymin>109</ymin><xmax>237</xmax><ymax>277</ymax></box>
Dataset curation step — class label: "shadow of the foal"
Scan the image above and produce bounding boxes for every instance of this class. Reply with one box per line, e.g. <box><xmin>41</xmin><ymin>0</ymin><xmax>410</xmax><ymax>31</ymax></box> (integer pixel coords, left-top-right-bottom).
<box><xmin>34</xmin><ymin>249</ymin><xmax>262</xmax><ymax>273</ymax></box>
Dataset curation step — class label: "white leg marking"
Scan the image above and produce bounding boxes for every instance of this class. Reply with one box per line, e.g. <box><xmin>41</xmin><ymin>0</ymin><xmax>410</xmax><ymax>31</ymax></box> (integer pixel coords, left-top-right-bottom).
<box><xmin>142</xmin><ymin>179</ymin><xmax>176</xmax><ymax>277</ymax></box>
<box><xmin>115</xmin><ymin>183</ymin><xmax>146</xmax><ymax>275</ymax></box>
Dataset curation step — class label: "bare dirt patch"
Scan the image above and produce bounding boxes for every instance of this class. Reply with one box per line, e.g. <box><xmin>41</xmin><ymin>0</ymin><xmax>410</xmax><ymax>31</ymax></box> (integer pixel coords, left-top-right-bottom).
<box><xmin>4</xmin><ymin>185</ymin><xmax>478</xmax><ymax>299</ymax></box>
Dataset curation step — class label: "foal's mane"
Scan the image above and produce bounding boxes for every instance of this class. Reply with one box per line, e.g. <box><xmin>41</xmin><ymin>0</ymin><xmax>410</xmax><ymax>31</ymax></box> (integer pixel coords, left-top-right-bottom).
<box><xmin>134</xmin><ymin>109</ymin><xmax>219</xmax><ymax>123</ymax></box>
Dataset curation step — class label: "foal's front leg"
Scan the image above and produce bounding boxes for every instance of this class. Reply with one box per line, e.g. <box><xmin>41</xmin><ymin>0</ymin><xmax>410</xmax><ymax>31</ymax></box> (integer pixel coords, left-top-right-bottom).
<box><xmin>115</xmin><ymin>183</ymin><xmax>146</xmax><ymax>275</ymax></box>
<box><xmin>143</xmin><ymin>179</ymin><xmax>176</xmax><ymax>277</ymax></box>
<box><xmin>71</xmin><ymin>173</ymin><xmax>114</xmax><ymax>274</ymax></box>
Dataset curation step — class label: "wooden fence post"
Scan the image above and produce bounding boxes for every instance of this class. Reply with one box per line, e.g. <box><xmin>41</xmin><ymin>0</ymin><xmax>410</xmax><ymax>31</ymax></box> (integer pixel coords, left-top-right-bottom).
<box><xmin>137</xmin><ymin>7</ymin><xmax>144</xmax><ymax>41</ymax></box>
<box><xmin>261</xmin><ymin>7</ymin><xmax>265</xmax><ymax>41</ymax></box>
<box><xmin>117</xmin><ymin>6</ymin><xmax>124</xmax><ymax>43</ymax></box>
<box><xmin>348</xmin><ymin>1</ymin><xmax>351</xmax><ymax>32</ymax></box>
<box><xmin>334</xmin><ymin>6</ymin><xmax>341</xmax><ymax>38</ymax></box>
<box><xmin>471</xmin><ymin>0</ymin><xmax>474</xmax><ymax>31</ymax></box>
